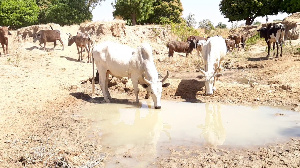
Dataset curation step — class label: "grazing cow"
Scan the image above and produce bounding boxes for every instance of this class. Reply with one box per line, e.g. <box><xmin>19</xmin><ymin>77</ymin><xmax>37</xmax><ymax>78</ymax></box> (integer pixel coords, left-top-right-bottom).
<box><xmin>92</xmin><ymin>41</ymin><xmax>170</xmax><ymax>109</ymax></box>
<box><xmin>225</xmin><ymin>39</ymin><xmax>235</xmax><ymax>52</ymax></box>
<box><xmin>68</xmin><ymin>32</ymin><xmax>93</xmax><ymax>62</ymax></box>
<box><xmin>33</xmin><ymin>30</ymin><xmax>64</xmax><ymax>50</ymax></box>
<box><xmin>0</xmin><ymin>26</ymin><xmax>11</xmax><ymax>55</ymax></box>
<box><xmin>198</xmin><ymin>36</ymin><xmax>227</xmax><ymax>95</ymax></box>
<box><xmin>228</xmin><ymin>34</ymin><xmax>246</xmax><ymax>51</ymax></box>
<box><xmin>166</xmin><ymin>38</ymin><xmax>197</xmax><ymax>57</ymax></box>
<box><xmin>257</xmin><ymin>23</ymin><xmax>285</xmax><ymax>58</ymax></box>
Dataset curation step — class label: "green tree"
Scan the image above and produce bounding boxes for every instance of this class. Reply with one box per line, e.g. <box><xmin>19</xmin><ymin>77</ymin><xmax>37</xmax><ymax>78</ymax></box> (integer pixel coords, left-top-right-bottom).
<box><xmin>198</xmin><ymin>19</ymin><xmax>214</xmax><ymax>30</ymax></box>
<box><xmin>43</xmin><ymin>0</ymin><xmax>92</xmax><ymax>25</ymax></box>
<box><xmin>185</xmin><ymin>13</ymin><xmax>196</xmax><ymax>28</ymax></box>
<box><xmin>87</xmin><ymin>0</ymin><xmax>105</xmax><ymax>9</ymax></box>
<box><xmin>146</xmin><ymin>0</ymin><xmax>184</xmax><ymax>25</ymax></box>
<box><xmin>37</xmin><ymin>0</ymin><xmax>104</xmax><ymax>25</ymax></box>
<box><xmin>112</xmin><ymin>0</ymin><xmax>155</xmax><ymax>25</ymax></box>
<box><xmin>215</xmin><ymin>22</ymin><xmax>227</xmax><ymax>29</ymax></box>
<box><xmin>0</xmin><ymin>0</ymin><xmax>39</xmax><ymax>28</ymax></box>
<box><xmin>282</xmin><ymin>0</ymin><xmax>300</xmax><ymax>13</ymax></box>
<box><xmin>219</xmin><ymin>0</ymin><xmax>282</xmax><ymax>25</ymax></box>
<box><xmin>37</xmin><ymin>0</ymin><xmax>52</xmax><ymax>24</ymax></box>
<box><xmin>198</xmin><ymin>19</ymin><xmax>214</xmax><ymax>34</ymax></box>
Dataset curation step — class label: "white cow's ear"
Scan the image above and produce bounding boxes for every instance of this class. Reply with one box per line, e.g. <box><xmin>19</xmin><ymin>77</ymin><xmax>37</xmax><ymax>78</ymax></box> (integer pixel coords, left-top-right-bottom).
<box><xmin>162</xmin><ymin>83</ymin><xmax>170</xmax><ymax>87</ymax></box>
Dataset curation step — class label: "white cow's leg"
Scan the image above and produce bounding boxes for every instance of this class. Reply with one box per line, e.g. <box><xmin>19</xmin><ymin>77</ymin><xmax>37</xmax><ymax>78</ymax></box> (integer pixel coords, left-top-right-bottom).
<box><xmin>105</xmin><ymin>71</ymin><xmax>111</xmax><ymax>99</ymax></box>
<box><xmin>145</xmin><ymin>90</ymin><xmax>150</xmax><ymax>99</ymax></box>
<box><xmin>98</xmin><ymin>69</ymin><xmax>110</xmax><ymax>103</ymax></box>
<box><xmin>131</xmin><ymin>78</ymin><xmax>139</xmax><ymax>103</ymax></box>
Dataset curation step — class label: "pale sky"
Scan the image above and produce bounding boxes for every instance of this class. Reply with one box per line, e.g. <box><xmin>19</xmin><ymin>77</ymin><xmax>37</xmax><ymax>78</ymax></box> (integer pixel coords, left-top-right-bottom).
<box><xmin>92</xmin><ymin>0</ymin><xmax>290</xmax><ymax>27</ymax></box>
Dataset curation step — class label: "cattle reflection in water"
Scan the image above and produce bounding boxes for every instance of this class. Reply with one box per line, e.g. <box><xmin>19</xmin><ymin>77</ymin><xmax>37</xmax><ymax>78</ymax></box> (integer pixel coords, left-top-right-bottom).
<box><xmin>90</xmin><ymin>102</ymin><xmax>163</xmax><ymax>167</ymax></box>
<box><xmin>200</xmin><ymin>103</ymin><xmax>226</xmax><ymax>146</ymax></box>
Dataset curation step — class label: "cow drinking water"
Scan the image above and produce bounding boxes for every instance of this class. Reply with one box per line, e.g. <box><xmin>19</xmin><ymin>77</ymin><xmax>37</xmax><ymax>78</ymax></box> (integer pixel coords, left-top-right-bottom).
<box><xmin>198</xmin><ymin>36</ymin><xmax>227</xmax><ymax>95</ymax></box>
<box><xmin>92</xmin><ymin>41</ymin><xmax>170</xmax><ymax>109</ymax></box>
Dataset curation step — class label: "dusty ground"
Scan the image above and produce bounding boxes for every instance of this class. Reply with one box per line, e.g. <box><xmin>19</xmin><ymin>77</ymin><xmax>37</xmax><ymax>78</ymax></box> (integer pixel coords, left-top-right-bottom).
<box><xmin>1</xmin><ymin>21</ymin><xmax>300</xmax><ymax>167</ymax></box>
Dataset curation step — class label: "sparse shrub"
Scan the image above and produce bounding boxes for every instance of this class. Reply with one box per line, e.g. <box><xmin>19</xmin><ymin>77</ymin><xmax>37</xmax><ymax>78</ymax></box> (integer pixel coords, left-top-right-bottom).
<box><xmin>246</xmin><ymin>33</ymin><xmax>261</xmax><ymax>46</ymax></box>
<box><xmin>168</xmin><ymin>22</ymin><xmax>198</xmax><ymax>41</ymax></box>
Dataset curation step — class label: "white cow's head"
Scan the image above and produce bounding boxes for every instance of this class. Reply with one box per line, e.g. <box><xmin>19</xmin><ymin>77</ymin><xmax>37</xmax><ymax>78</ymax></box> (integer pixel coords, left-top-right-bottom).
<box><xmin>143</xmin><ymin>71</ymin><xmax>170</xmax><ymax>109</ymax></box>
<box><xmin>199</xmin><ymin>64</ymin><xmax>222</xmax><ymax>95</ymax></box>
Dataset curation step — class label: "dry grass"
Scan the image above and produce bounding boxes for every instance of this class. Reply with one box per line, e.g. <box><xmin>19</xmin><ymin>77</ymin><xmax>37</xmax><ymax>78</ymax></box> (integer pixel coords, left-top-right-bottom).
<box><xmin>155</xmin><ymin>52</ymin><xmax>204</xmax><ymax>74</ymax></box>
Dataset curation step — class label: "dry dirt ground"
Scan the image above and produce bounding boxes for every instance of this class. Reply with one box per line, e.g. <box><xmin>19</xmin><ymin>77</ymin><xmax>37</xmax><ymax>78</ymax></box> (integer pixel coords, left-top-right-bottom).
<box><xmin>1</xmin><ymin>22</ymin><xmax>300</xmax><ymax>167</ymax></box>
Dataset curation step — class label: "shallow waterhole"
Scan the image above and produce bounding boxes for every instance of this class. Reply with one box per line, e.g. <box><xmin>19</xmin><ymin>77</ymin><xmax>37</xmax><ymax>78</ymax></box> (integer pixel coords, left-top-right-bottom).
<box><xmin>80</xmin><ymin>100</ymin><xmax>300</xmax><ymax>166</ymax></box>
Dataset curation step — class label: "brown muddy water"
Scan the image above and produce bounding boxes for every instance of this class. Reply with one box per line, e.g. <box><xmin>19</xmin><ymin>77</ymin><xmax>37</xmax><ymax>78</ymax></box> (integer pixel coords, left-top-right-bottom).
<box><xmin>81</xmin><ymin>100</ymin><xmax>300</xmax><ymax>167</ymax></box>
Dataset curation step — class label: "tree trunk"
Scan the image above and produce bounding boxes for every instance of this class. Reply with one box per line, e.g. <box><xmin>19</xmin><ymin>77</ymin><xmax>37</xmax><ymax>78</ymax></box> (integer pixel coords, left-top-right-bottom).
<box><xmin>245</xmin><ymin>17</ymin><xmax>255</xmax><ymax>25</ymax></box>
<box><xmin>131</xmin><ymin>13</ymin><xmax>137</xmax><ymax>26</ymax></box>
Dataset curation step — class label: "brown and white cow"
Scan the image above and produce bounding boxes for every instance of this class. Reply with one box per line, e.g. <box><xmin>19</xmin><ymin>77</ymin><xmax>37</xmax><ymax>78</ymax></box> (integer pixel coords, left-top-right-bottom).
<box><xmin>187</xmin><ymin>36</ymin><xmax>207</xmax><ymax>55</ymax></box>
<box><xmin>228</xmin><ymin>34</ymin><xmax>246</xmax><ymax>51</ymax></box>
<box><xmin>257</xmin><ymin>23</ymin><xmax>285</xmax><ymax>58</ymax></box>
<box><xmin>225</xmin><ymin>39</ymin><xmax>235</xmax><ymax>52</ymax></box>
<box><xmin>68</xmin><ymin>32</ymin><xmax>93</xmax><ymax>62</ymax></box>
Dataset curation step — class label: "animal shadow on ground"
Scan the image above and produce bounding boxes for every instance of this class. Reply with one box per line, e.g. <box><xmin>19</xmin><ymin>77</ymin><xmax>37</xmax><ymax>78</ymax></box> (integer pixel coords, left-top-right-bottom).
<box><xmin>248</xmin><ymin>56</ymin><xmax>269</xmax><ymax>61</ymax></box>
<box><xmin>60</xmin><ymin>56</ymin><xmax>79</xmax><ymax>62</ymax></box>
<box><xmin>175</xmin><ymin>79</ymin><xmax>205</xmax><ymax>102</ymax></box>
<box><xmin>70</xmin><ymin>92</ymin><xmax>140</xmax><ymax>107</ymax></box>
<box><xmin>26</xmin><ymin>46</ymin><xmax>39</xmax><ymax>51</ymax></box>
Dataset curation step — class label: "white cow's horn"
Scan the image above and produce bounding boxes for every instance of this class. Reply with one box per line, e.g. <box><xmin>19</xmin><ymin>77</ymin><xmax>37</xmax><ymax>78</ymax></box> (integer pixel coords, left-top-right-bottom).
<box><xmin>161</xmin><ymin>71</ymin><xmax>169</xmax><ymax>83</ymax></box>
<box><xmin>199</xmin><ymin>69</ymin><xmax>206</xmax><ymax>75</ymax></box>
<box><xmin>143</xmin><ymin>76</ymin><xmax>151</xmax><ymax>85</ymax></box>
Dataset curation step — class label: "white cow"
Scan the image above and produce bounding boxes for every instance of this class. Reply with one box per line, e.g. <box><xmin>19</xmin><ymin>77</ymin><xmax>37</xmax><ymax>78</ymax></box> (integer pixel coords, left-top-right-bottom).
<box><xmin>198</xmin><ymin>36</ymin><xmax>227</xmax><ymax>95</ymax></box>
<box><xmin>92</xmin><ymin>41</ymin><xmax>169</xmax><ymax>109</ymax></box>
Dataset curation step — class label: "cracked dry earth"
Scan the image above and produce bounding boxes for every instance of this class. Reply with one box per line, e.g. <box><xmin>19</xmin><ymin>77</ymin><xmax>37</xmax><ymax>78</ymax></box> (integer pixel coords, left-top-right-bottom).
<box><xmin>0</xmin><ymin>23</ymin><xmax>300</xmax><ymax>167</ymax></box>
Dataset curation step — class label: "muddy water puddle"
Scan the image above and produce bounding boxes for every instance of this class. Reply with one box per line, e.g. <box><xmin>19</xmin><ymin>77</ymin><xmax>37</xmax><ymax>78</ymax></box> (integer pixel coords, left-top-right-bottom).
<box><xmin>81</xmin><ymin>100</ymin><xmax>300</xmax><ymax>167</ymax></box>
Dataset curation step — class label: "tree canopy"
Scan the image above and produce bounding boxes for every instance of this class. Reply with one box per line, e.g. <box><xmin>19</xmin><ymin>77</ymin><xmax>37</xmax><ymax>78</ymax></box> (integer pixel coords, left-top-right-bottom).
<box><xmin>185</xmin><ymin>13</ymin><xmax>196</xmax><ymax>28</ymax></box>
<box><xmin>146</xmin><ymin>0</ymin><xmax>184</xmax><ymax>25</ymax></box>
<box><xmin>112</xmin><ymin>0</ymin><xmax>155</xmax><ymax>25</ymax></box>
<box><xmin>219</xmin><ymin>0</ymin><xmax>282</xmax><ymax>25</ymax></box>
<box><xmin>0</xmin><ymin>0</ymin><xmax>105</xmax><ymax>28</ymax></box>
<box><xmin>215</xmin><ymin>22</ymin><xmax>227</xmax><ymax>29</ymax></box>
<box><xmin>0</xmin><ymin>0</ymin><xmax>39</xmax><ymax>28</ymax></box>
<box><xmin>41</xmin><ymin>0</ymin><xmax>93</xmax><ymax>25</ymax></box>
<box><xmin>282</xmin><ymin>0</ymin><xmax>300</xmax><ymax>13</ymax></box>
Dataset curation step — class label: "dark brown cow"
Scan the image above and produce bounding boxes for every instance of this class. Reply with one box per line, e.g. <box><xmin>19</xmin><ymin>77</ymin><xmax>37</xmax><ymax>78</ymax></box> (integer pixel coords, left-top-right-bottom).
<box><xmin>68</xmin><ymin>32</ymin><xmax>93</xmax><ymax>62</ymax></box>
<box><xmin>167</xmin><ymin>39</ymin><xmax>197</xmax><ymax>57</ymax></box>
<box><xmin>0</xmin><ymin>26</ymin><xmax>11</xmax><ymax>55</ymax></box>
<box><xmin>33</xmin><ymin>30</ymin><xmax>64</xmax><ymax>50</ymax></box>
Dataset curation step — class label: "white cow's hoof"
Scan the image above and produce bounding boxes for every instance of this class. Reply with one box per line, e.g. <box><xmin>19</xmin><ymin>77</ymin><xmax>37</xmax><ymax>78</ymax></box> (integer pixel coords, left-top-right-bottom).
<box><xmin>102</xmin><ymin>99</ymin><xmax>110</xmax><ymax>103</ymax></box>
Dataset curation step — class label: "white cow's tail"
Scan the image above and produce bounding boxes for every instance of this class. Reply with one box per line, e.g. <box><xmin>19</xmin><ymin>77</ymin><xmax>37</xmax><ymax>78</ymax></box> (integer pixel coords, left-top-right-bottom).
<box><xmin>92</xmin><ymin>52</ymin><xmax>95</xmax><ymax>95</ymax></box>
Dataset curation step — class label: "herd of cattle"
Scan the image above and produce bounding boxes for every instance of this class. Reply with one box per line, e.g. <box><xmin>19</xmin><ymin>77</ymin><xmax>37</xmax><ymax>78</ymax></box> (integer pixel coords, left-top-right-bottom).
<box><xmin>0</xmin><ymin>23</ymin><xmax>286</xmax><ymax>108</ymax></box>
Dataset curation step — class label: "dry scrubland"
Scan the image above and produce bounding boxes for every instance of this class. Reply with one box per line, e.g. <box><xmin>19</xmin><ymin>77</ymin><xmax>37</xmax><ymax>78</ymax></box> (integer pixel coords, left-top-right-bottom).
<box><xmin>0</xmin><ymin>19</ymin><xmax>300</xmax><ymax>167</ymax></box>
